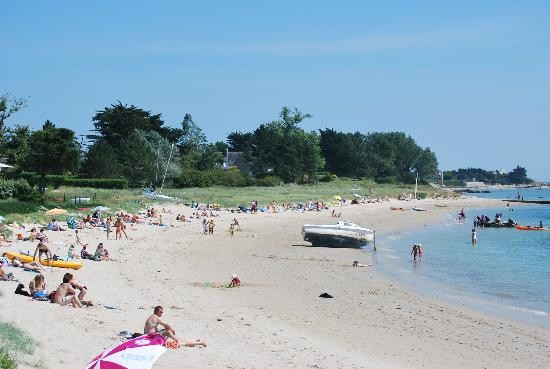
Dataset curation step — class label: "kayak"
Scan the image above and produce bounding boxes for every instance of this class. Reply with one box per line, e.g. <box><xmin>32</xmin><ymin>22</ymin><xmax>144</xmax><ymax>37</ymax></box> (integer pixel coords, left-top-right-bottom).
<box><xmin>390</xmin><ymin>207</ymin><xmax>405</xmax><ymax>211</ymax></box>
<box><xmin>514</xmin><ymin>225</ymin><xmax>547</xmax><ymax>231</ymax></box>
<box><xmin>2</xmin><ymin>251</ymin><xmax>83</xmax><ymax>270</ymax></box>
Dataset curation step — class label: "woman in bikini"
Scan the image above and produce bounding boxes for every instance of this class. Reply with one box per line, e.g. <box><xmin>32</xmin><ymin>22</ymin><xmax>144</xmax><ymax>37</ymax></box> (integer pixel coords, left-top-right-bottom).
<box><xmin>28</xmin><ymin>274</ymin><xmax>47</xmax><ymax>297</ymax></box>
<box><xmin>12</xmin><ymin>257</ymin><xmax>44</xmax><ymax>271</ymax></box>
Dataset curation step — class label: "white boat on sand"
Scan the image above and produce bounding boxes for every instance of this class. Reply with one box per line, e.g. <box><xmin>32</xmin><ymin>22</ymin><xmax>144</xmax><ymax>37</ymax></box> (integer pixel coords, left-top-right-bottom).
<box><xmin>302</xmin><ymin>221</ymin><xmax>374</xmax><ymax>248</ymax></box>
<box><xmin>143</xmin><ymin>188</ymin><xmax>176</xmax><ymax>201</ymax></box>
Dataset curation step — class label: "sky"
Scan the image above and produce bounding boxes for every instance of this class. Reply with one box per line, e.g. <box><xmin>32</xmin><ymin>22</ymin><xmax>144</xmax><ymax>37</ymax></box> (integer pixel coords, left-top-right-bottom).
<box><xmin>2</xmin><ymin>1</ymin><xmax>549</xmax><ymax>180</ymax></box>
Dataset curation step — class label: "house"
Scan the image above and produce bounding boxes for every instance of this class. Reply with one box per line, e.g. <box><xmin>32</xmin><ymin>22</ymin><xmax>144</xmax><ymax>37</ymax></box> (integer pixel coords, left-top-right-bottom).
<box><xmin>222</xmin><ymin>151</ymin><xmax>252</xmax><ymax>175</ymax></box>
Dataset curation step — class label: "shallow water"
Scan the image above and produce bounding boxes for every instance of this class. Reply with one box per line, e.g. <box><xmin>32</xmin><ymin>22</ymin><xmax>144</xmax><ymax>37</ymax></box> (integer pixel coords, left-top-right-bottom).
<box><xmin>373</xmin><ymin>189</ymin><xmax>550</xmax><ymax>327</ymax></box>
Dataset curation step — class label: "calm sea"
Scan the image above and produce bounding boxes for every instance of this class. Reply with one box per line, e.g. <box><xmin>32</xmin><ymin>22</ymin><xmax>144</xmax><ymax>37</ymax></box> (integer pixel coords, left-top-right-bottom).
<box><xmin>373</xmin><ymin>187</ymin><xmax>550</xmax><ymax>327</ymax></box>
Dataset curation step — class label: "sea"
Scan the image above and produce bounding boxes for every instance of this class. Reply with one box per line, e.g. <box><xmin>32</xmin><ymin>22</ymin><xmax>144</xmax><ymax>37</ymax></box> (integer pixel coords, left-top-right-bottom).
<box><xmin>373</xmin><ymin>187</ymin><xmax>550</xmax><ymax>327</ymax></box>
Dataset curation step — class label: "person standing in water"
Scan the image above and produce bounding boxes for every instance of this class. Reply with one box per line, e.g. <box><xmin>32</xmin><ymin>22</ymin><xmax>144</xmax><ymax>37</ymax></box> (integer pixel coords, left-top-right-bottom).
<box><xmin>471</xmin><ymin>228</ymin><xmax>477</xmax><ymax>245</ymax></box>
<box><xmin>411</xmin><ymin>244</ymin><xmax>418</xmax><ymax>261</ymax></box>
<box><xmin>417</xmin><ymin>244</ymin><xmax>423</xmax><ymax>261</ymax></box>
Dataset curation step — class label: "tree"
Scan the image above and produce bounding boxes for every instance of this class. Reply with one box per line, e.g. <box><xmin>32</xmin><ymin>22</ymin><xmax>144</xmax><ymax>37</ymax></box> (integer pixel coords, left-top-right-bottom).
<box><xmin>507</xmin><ymin>165</ymin><xmax>530</xmax><ymax>184</ymax></box>
<box><xmin>177</xmin><ymin>113</ymin><xmax>206</xmax><ymax>156</ymax></box>
<box><xmin>118</xmin><ymin>130</ymin><xmax>157</xmax><ymax>187</ymax></box>
<box><xmin>319</xmin><ymin>129</ymin><xmax>369</xmax><ymax>178</ymax></box>
<box><xmin>0</xmin><ymin>93</ymin><xmax>28</xmax><ymax>152</ymax></box>
<box><xmin>25</xmin><ymin>121</ymin><xmax>80</xmax><ymax>192</ymax></box>
<box><xmin>81</xmin><ymin>138</ymin><xmax>119</xmax><ymax>178</ymax></box>
<box><xmin>90</xmin><ymin>102</ymin><xmax>176</xmax><ymax>148</ymax></box>
<box><xmin>2</xmin><ymin>125</ymin><xmax>31</xmax><ymax>171</ymax></box>
<box><xmin>247</xmin><ymin>107</ymin><xmax>324</xmax><ymax>183</ymax></box>
<box><xmin>414</xmin><ymin>148</ymin><xmax>439</xmax><ymax>181</ymax></box>
<box><xmin>226</xmin><ymin>131</ymin><xmax>253</xmax><ymax>152</ymax></box>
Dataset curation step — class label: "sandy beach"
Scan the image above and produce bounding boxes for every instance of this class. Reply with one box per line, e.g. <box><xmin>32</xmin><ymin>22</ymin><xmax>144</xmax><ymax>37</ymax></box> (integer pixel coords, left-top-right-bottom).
<box><xmin>1</xmin><ymin>197</ymin><xmax>549</xmax><ymax>369</ymax></box>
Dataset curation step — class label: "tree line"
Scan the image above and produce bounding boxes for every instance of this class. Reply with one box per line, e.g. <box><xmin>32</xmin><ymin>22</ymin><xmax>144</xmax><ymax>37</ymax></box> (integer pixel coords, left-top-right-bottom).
<box><xmin>0</xmin><ymin>92</ymin><xmax>529</xmax><ymax>190</ymax></box>
<box><xmin>443</xmin><ymin>166</ymin><xmax>531</xmax><ymax>185</ymax></box>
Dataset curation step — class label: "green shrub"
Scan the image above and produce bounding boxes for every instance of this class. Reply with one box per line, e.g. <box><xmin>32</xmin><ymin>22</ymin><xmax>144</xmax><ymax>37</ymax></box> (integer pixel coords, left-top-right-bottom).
<box><xmin>0</xmin><ymin>180</ymin><xmax>15</xmax><ymax>199</ymax></box>
<box><xmin>12</xmin><ymin>179</ymin><xmax>44</xmax><ymax>202</ymax></box>
<box><xmin>317</xmin><ymin>172</ymin><xmax>334</xmax><ymax>182</ymax></box>
<box><xmin>174</xmin><ymin>169</ymin><xmax>210</xmax><ymax>188</ymax></box>
<box><xmin>63</xmin><ymin>178</ymin><xmax>128</xmax><ymax>189</ymax></box>
<box><xmin>0</xmin><ymin>348</ymin><xmax>16</xmax><ymax>369</ymax></box>
<box><xmin>18</xmin><ymin>173</ymin><xmax>127</xmax><ymax>189</ymax></box>
<box><xmin>375</xmin><ymin>176</ymin><xmax>398</xmax><ymax>184</ymax></box>
<box><xmin>416</xmin><ymin>191</ymin><xmax>428</xmax><ymax>199</ymax></box>
<box><xmin>255</xmin><ymin>175</ymin><xmax>282</xmax><ymax>187</ymax></box>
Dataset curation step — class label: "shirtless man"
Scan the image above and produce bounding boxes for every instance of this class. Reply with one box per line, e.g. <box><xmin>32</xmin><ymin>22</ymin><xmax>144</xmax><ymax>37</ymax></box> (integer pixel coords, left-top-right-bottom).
<box><xmin>54</xmin><ymin>274</ymin><xmax>82</xmax><ymax>308</ymax></box>
<box><xmin>63</xmin><ymin>272</ymin><xmax>92</xmax><ymax>306</ymax></box>
<box><xmin>144</xmin><ymin>306</ymin><xmax>206</xmax><ymax>347</ymax></box>
<box><xmin>33</xmin><ymin>240</ymin><xmax>52</xmax><ymax>265</ymax></box>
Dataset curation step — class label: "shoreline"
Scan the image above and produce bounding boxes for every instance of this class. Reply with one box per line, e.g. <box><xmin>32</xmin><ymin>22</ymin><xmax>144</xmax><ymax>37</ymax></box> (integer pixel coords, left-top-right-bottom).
<box><xmin>1</xmin><ymin>197</ymin><xmax>549</xmax><ymax>368</ymax></box>
<box><xmin>371</xmin><ymin>202</ymin><xmax>550</xmax><ymax>329</ymax></box>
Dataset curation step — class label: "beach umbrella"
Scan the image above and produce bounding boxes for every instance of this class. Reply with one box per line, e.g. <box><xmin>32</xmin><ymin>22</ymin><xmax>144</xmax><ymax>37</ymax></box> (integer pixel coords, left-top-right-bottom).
<box><xmin>46</xmin><ymin>208</ymin><xmax>68</xmax><ymax>215</ymax></box>
<box><xmin>334</xmin><ymin>195</ymin><xmax>342</xmax><ymax>201</ymax></box>
<box><xmin>84</xmin><ymin>334</ymin><xmax>167</xmax><ymax>369</ymax></box>
<box><xmin>92</xmin><ymin>206</ymin><xmax>111</xmax><ymax>214</ymax></box>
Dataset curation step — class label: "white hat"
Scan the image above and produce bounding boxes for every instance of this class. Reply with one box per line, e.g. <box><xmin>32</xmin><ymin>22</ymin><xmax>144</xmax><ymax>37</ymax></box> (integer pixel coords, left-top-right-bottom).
<box><xmin>232</xmin><ymin>274</ymin><xmax>237</xmax><ymax>278</ymax></box>
<box><xmin>418</xmin><ymin>243</ymin><xmax>422</xmax><ymax>247</ymax></box>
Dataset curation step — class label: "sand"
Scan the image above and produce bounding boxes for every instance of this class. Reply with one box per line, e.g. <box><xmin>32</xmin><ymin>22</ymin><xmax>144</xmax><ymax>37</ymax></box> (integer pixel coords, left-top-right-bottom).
<box><xmin>1</xmin><ymin>197</ymin><xmax>549</xmax><ymax>369</ymax></box>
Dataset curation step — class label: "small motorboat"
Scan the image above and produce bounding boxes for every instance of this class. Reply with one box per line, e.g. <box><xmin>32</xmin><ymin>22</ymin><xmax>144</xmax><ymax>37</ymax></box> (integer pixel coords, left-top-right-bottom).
<box><xmin>302</xmin><ymin>221</ymin><xmax>374</xmax><ymax>248</ymax></box>
<box><xmin>143</xmin><ymin>188</ymin><xmax>176</xmax><ymax>201</ymax></box>
<box><xmin>412</xmin><ymin>206</ymin><xmax>427</xmax><ymax>212</ymax></box>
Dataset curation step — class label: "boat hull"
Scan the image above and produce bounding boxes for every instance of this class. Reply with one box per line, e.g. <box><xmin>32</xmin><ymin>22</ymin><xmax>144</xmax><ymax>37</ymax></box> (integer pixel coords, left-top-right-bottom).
<box><xmin>514</xmin><ymin>225</ymin><xmax>547</xmax><ymax>231</ymax></box>
<box><xmin>302</xmin><ymin>222</ymin><xmax>374</xmax><ymax>248</ymax></box>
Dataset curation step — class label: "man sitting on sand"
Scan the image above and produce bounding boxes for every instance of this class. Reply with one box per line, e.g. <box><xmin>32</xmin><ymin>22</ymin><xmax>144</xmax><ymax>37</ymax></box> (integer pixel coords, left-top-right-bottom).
<box><xmin>144</xmin><ymin>306</ymin><xmax>206</xmax><ymax>347</ymax></box>
<box><xmin>63</xmin><ymin>272</ymin><xmax>92</xmax><ymax>306</ymax></box>
<box><xmin>54</xmin><ymin>273</ymin><xmax>82</xmax><ymax>308</ymax></box>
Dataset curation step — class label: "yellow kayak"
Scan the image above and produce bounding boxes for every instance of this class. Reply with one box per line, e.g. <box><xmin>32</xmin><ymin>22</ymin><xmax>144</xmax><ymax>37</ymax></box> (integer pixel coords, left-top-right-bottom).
<box><xmin>2</xmin><ymin>251</ymin><xmax>83</xmax><ymax>270</ymax></box>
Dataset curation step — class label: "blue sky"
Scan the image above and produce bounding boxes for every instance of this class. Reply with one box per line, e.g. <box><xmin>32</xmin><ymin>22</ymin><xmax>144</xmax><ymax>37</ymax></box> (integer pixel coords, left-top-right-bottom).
<box><xmin>2</xmin><ymin>1</ymin><xmax>549</xmax><ymax>180</ymax></box>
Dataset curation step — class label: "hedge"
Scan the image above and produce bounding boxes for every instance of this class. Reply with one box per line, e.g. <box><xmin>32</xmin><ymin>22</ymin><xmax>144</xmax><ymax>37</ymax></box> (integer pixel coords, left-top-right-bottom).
<box><xmin>0</xmin><ymin>179</ymin><xmax>43</xmax><ymax>202</ymax></box>
<box><xmin>18</xmin><ymin>173</ymin><xmax>127</xmax><ymax>189</ymax></box>
<box><xmin>173</xmin><ymin>168</ymin><xmax>253</xmax><ymax>188</ymax></box>
<box><xmin>63</xmin><ymin>178</ymin><xmax>128</xmax><ymax>189</ymax></box>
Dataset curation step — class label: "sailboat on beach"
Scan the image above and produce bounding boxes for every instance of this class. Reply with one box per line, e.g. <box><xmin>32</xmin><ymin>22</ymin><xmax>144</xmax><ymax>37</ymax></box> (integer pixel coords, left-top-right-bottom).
<box><xmin>412</xmin><ymin>173</ymin><xmax>427</xmax><ymax>211</ymax></box>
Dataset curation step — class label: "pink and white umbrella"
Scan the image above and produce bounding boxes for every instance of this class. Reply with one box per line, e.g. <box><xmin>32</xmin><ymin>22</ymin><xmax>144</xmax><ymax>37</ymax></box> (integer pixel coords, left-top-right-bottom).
<box><xmin>84</xmin><ymin>334</ymin><xmax>167</xmax><ymax>369</ymax></box>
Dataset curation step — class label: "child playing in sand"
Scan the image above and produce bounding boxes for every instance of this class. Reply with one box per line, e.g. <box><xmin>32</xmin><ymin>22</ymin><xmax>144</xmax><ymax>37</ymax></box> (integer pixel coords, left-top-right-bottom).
<box><xmin>229</xmin><ymin>274</ymin><xmax>241</xmax><ymax>287</ymax></box>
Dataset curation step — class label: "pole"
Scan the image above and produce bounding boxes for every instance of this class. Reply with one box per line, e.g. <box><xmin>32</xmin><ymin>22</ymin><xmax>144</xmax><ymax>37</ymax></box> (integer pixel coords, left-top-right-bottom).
<box><xmin>414</xmin><ymin>173</ymin><xmax>418</xmax><ymax>201</ymax></box>
<box><xmin>160</xmin><ymin>143</ymin><xmax>175</xmax><ymax>191</ymax></box>
<box><xmin>155</xmin><ymin>148</ymin><xmax>160</xmax><ymax>185</ymax></box>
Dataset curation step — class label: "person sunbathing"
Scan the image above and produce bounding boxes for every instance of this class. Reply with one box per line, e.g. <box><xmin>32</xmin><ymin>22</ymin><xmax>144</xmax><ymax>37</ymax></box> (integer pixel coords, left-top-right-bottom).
<box><xmin>28</xmin><ymin>274</ymin><xmax>47</xmax><ymax>297</ymax></box>
<box><xmin>144</xmin><ymin>306</ymin><xmax>206</xmax><ymax>347</ymax></box>
<box><xmin>12</xmin><ymin>257</ymin><xmax>44</xmax><ymax>271</ymax></box>
<box><xmin>63</xmin><ymin>272</ymin><xmax>92</xmax><ymax>306</ymax></box>
<box><xmin>93</xmin><ymin>243</ymin><xmax>110</xmax><ymax>261</ymax></box>
<box><xmin>54</xmin><ymin>274</ymin><xmax>82</xmax><ymax>308</ymax></box>
<box><xmin>0</xmin><ymin>263</ymin><xmax>10</xmax><ymax>281</ymax></box>
<box><xmin>67</xmin><ymin>245</ymin><xmax>80</xmax><ymax>260</ymax></box>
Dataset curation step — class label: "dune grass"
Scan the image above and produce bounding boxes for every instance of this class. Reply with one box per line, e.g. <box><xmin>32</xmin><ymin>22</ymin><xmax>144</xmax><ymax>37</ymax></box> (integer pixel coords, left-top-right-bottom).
<box><xmin>0</xmin><ymin>322</ymin><xmax>36</xmax><ymax>369</ymax></box>
<box><xmin>0</xmin><ymin>179</ymin><xmax>453</xmax><ymax>223</ymax></box>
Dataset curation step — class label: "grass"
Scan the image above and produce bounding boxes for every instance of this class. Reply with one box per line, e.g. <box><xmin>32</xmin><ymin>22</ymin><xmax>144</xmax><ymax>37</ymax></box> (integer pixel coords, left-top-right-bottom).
<box><xmin>0</xmin><ymin>322</ymin><xmax>36</xmax><ymax>369</ymax></box>
<box><xmin>0</xmin><ymin>179</ymin><xmax>455</xmax><ymax>223</ymax></box>
<box><xmin>0</xmin><ymin>322</ymin><xmax>35</xmax><ymax>355</ymax></box>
